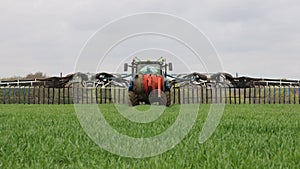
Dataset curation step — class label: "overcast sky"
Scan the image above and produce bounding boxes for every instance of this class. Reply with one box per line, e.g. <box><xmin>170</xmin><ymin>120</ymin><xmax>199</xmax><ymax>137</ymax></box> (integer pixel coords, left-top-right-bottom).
<box><xmin>0</xmin><ymin>0</ymin><xmax>299</xmax><ymax>79</ymax></box>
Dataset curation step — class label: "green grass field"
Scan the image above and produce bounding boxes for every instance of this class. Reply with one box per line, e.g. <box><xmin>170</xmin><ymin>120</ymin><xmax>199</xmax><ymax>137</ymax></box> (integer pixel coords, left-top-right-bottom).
<box><xmin>0</xmin><ymin>104</ymin><xmax>299</xmax><ymax>168</ymax></box>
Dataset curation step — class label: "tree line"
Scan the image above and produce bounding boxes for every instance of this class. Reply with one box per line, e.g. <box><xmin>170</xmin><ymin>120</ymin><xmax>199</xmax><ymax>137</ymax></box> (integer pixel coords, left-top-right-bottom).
<box><xmin>1</xmin><ymin>72</ymin><xmax>47</xmax><ymax>81</ymax></box>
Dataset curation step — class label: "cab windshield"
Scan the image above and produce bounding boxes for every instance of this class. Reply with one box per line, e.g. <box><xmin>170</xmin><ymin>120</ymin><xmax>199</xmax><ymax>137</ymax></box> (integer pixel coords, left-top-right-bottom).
<box><xmin>137</xmin><ymin>64</ymin><xmax>161</xmax><ymax>75</ymax></box>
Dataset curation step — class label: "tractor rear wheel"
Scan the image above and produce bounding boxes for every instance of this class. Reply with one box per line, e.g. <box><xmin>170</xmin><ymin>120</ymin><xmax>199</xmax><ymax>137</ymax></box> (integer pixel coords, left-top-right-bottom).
<box><xmin>129</xmin><ymin>91</ymin><xmax>139</xmax><ymax>106</ymax></box>
<box><xmin>165</xmin><ymin>91</ymin><xmax>171</xmax><ymax>106</ymax></box>
<box><xmin>158</xmin><ymin>91</ymin><xmax>170</xmax><ymax>106</ymax></box>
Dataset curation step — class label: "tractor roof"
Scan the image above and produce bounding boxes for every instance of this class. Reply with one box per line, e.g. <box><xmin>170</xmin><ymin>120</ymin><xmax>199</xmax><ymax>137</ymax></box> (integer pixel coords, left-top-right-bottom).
<box><xmin>132</xmin><ymin>57</ymin><xmax>166</xmax><ymax>64</ymax></box>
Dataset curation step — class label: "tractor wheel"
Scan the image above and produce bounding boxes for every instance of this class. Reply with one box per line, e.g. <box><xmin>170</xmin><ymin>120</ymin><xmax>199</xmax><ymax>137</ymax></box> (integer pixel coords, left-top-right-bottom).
<box><xmin>159</xmin><ymin>91</ymin><xmax>170</xmax><ymax>106</ymax></box>
<box><xmin>165</xmin><ymin>91</ymin><xmax>171</xmax><ymax>107</ymax></box>
<box><xmin>129</xmin><ymin>91</ymin><xmax>139</xmax><ymax>106</ymax></box>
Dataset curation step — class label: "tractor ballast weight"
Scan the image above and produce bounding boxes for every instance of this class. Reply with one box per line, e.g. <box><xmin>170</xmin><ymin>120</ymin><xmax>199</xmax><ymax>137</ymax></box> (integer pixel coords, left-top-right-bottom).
<box><xmin>124</xmin><ymin>57</ymin><xmax>172</xmax><ymax>106</ymax></box>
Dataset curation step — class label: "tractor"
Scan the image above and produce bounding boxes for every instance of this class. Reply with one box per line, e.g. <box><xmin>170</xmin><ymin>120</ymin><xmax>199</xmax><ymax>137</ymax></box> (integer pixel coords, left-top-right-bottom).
<box><xmin>124</xmin><ymin>57</ymin><xmax>173</xmax><ymax>106</ymax></box>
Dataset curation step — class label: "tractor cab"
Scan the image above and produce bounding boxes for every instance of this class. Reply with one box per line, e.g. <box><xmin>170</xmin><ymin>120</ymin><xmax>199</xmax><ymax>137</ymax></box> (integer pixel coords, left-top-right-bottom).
<box><xmin>124</xmin><ymin>57</ymin><xmax>172</xmax><ymax>77</ymax></box>
<box><xmin>138</xmin><ymin>63</ymin><xmax>161</xmax><ymax>75</ymax></box>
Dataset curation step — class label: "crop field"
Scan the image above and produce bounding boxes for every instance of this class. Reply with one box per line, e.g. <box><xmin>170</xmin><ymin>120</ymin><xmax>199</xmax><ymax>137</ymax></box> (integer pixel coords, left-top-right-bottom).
<box><xmin>0</xmin><ymin>104</ymin><xmax>299</xmax><ymax>168</ymax></box>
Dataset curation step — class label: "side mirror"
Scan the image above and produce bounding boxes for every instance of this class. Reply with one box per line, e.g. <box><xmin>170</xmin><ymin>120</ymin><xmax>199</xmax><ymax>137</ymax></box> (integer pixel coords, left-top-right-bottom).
<box><xmin>168</xmin><ymin>62</ymin><xmax>173</xmax><ymax>71</ymax></box>
<box><xmin>124</xmin><ymin>63</ymin><xmax>128</xmax><ymax>72</ymax></box>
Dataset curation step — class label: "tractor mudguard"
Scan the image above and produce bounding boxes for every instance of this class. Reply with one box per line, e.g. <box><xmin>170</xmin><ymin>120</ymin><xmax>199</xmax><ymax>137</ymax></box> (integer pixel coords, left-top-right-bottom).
<box><xmin>133</xmin><ymin>74</ymin><xmax>144</xmax><ymax>94</ymax></box>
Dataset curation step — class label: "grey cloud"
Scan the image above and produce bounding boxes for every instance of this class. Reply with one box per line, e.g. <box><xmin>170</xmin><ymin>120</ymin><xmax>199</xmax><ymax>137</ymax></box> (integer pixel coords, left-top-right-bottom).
<box><xmin>0</xmin><ymin>0</ymin><xmax>299</xmax><ymax>79</ymax></box>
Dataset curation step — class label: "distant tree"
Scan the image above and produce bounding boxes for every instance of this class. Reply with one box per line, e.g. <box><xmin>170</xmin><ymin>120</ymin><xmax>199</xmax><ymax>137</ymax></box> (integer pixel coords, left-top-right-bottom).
<box><xmin>0</xmin><ymin>76</ymin><xmax>23</xmax><ymax>81</ymax></box>
<box><xmin>24</xmin><ymin>72</ymin><xmax>47</xmax><ymax>79</ymax></box>
<box><xmin>0</xmin><ymin>72</ymin><xmax>48</xmax><ymax>81</ymax></box>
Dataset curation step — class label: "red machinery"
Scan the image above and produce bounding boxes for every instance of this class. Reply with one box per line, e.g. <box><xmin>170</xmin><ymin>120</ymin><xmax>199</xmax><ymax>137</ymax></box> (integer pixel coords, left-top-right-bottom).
<box><xmin>124</xmin><ymin>57</ymin><xmax>172</xmax><ymax>106</ymax></box>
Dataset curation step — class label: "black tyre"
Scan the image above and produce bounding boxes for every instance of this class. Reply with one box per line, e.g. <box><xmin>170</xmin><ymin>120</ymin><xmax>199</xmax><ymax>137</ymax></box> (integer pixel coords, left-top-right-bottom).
<box><xmin>158</xmin><ymin>91</ymin><xmax>170</xmax><ymax>106</ymax></box>
<box><xmin>129</xmin><ymin>91</ymin><xmax>139</xmax><ymax>106</ymax></box>
<box><xmin>165</xmin><ymin>91</ymin><xmax>171</xmax><ymax>107</ymax></box>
